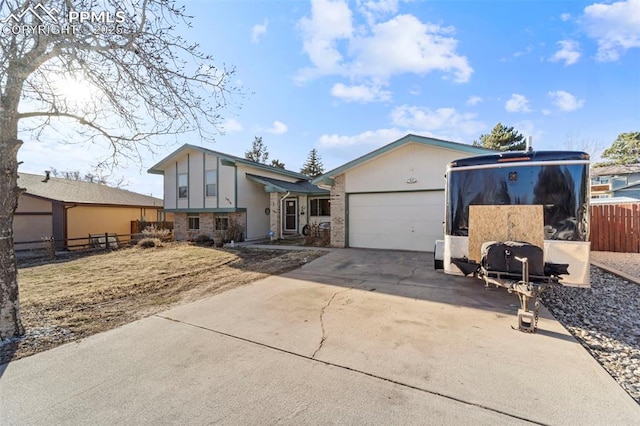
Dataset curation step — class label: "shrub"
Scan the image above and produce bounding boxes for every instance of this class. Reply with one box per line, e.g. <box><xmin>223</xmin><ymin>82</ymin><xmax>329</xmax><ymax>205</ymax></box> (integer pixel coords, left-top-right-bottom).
<box><xmin>138</xmin><ymin>238</ymin><xmax>162</xmax><ymax>249</ymax></box>
<box><xmin>193</xmin><ymin>234</ymin><xmax>214</xmax><ymax>246</ymax></box>
<box><xmin>142</xmin><ymin>225</ymin><xmax>172</xmax><ymax>240</ymax></box>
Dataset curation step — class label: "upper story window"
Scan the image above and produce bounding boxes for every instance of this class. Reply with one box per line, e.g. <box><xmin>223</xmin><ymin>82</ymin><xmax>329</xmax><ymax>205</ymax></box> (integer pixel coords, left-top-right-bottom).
<box><xmin>310</xmin><ymin>198</ymin><xmax>330</xmax><ymax>216</ymax></box>
<box><xmin>206</xmin><ymin>170</ymin><xmax>217</xmax><ymax>197</ymax></box>
<box><xmin>178</xmin><ymin>173</ymin><xmax>188</xmax><ymax>199</ymax></box>
<box><xmin>591</xmin><ymin>176</ymin><xmax>610</xmax><ymax>185</ymax></box>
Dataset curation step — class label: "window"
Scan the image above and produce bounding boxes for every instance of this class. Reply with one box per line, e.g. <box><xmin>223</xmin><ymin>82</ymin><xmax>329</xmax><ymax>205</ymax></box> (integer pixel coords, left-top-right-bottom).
<box><xmin>178</xmin><ymin>173</ymin><xmax>188</xmax><ymax>199</ymax></box>
<box><xmin>188</xmin><ymin>214</ymin><xmax>200</xmax><ymax>230</ymax></box>
<box><xmin>215</xmin><ymin>215</ymin><xmax>229</xmax><ymax>231</ymax></box>
<box><xmin>310</xmin><ymin>198</ymin><xmax>330</xmax><ymax>216</ymax></box>
<box><xmin>206</xmin><ymin>170</ymin><xmax>217</xmax><ymax>197</ymax></box>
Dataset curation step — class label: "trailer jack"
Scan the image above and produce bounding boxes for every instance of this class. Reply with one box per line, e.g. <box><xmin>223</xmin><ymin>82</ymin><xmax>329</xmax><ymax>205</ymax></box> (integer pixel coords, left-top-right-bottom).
<box><xmin>479</xmin><ymin>256</ymin><xmax>552</xmax><ymax>333</ymax></box>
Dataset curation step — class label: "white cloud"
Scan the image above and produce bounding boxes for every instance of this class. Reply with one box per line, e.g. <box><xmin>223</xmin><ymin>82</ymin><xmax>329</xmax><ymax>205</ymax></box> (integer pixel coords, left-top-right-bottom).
<box><xmin>251</xmin><ymin>20</ymin><xmax>268</xmax><ymax>44</ymax></box>
<box><xmin>390</xmin><ymin>105</ymin><xmax>484</xmax><ymax>135</ymax></box>
<box><xmin>548</xmin><ymin>90</ymin><xmax>585</xmax><ymax>111</ymax></box>
<box><xmin>357</xmin><ymin>0</ymin><xmax>399</xmax><ymax>24</ymax></box>
<box><xmin>583</xmin><ymin>0</ymin><xmax>640</xmax><ymax>61</ymax></box>
<box><xmin>560</xmin><ymin>13</ymin><xmax>572</xmax><ymax>22</ymax></box>
<box><xmin>550</xmin><ymin>40</ymin><xmax>581</xmax><ymax>66</ymax></box>
<box><xmin>222</xmin><ymin>118</ymin><xmax>243</xmax><ymax>132</ymax></box>
<box><xmin>297</xmin><ymin>2</ymin><xmax>473</xmax><ymax>84</ymax></box>
<box><xmin>319</xmin><ymin>128</ymin><xmax>406</xmax><ymax>147</ymax></box>
<box><xmin>297</xmin><ymin>0</ymin><xmax>353</xmax><ymax>80</ymax></box>
<box><xmin>330</xmin><ymin>82</ymin><xmax>391</xmax><ymax>102</ymax></box>
<box><xmin>505</xmin><ymin>94</ymin><xmax>532</xmax><ymax>113</ymax></box>
<box><xmin>266</xmin><ymin>120</ymin><xmax>288</xmax><ymax>135</ymax></box>
<box><xmin>349</xmin><ymin>15</ymin><xmax>473</xmax><ymax>82</ymax></box>
<box><xmin>466</xmin><ymin>96</ymin><xmax>482</xmax><ymax>106</ymax></box>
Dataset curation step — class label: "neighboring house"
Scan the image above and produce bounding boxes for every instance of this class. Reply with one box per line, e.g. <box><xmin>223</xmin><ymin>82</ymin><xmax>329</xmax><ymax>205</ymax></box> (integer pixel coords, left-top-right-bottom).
<box><xmin>147</xmin><ymin>145</ymin><xmax>328</xmax><ymax>242</ymax></box>
<box><xmin>591</xmin><ymin>164</ymin><xmax>640</xmax><ymax>199</ymax></box>
<box><xmin>15</xmin><ymin>172</ymin><xmax>167</xmax><ymax>250</ymax></box>
<box><xmin>312</xmin><ymin>134</ymin><xmax>492</xmax><ymax>252</ymax></box>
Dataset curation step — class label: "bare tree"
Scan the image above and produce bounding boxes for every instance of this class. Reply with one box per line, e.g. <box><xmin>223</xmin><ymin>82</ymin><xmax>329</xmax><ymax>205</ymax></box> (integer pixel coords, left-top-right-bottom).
<box><xmin>564</xmin><ymin>133</ymin><xmax>605</xmax><ymax>164</ymax></box>
<box><xmin>0</xmin><ymin>1</ymin><xmax>241</xmax><ymax>340</ymax></box>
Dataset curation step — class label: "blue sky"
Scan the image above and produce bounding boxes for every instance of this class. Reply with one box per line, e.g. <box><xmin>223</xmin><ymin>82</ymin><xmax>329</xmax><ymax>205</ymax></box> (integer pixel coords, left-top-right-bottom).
<box><xmin>17</xmin><ymin>0</ymin><xmax>640</xmax><ymax>197</ymax></box>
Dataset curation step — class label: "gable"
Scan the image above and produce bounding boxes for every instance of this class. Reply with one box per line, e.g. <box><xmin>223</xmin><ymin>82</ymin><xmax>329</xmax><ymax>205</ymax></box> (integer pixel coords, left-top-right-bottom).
<box><xmin>314</xmin><ymin>134</ymin><xmax>492</xmax><ymax>187</ymax></box>
<box><xmin>343</xmin><ymin>142</ymin><xmax>480</xmax><ymax>193</ymax></box>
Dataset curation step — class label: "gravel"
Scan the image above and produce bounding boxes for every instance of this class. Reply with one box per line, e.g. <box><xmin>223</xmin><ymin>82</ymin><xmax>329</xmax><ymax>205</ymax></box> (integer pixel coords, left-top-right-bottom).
<box><xmin>541</xmin><ymin>264</ymin><xmax>640</xmax><ymax>405</ymax></box>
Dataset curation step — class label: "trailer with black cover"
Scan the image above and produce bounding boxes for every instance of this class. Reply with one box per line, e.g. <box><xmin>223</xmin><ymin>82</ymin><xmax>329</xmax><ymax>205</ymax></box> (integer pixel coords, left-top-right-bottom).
<box><xmin>434</xmin><ymin>147</ymin><xmax>591</xmax><ymax>332</ymax></box>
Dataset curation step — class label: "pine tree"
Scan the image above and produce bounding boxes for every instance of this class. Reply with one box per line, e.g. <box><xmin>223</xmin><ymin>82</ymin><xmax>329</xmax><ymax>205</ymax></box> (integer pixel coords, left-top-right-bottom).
<box><xmin>270</xmin><ymin>159</ymin><xmax>286</xmax><ymax>169</ymax></box>
<box><xmin>472</xmin><ymin>123</ymin><xmax>526</xmax><ymax>151</ymax></box>
<box><xmin>245</xmin><ymin>136</ymin><xmax>269</xmax><ymax>163</ymax></box>
<box><xmin>300</xmin><ymin>149</ymin><xmax>325</xmax><ymax>178</ymax></box>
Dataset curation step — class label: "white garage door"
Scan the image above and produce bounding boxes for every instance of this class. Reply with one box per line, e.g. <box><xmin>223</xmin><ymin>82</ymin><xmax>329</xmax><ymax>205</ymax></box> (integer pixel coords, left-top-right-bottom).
<box><xmin>348</xmin><ymin>191</ymin><xmax>444</xmax><ymax>252</ymax></box>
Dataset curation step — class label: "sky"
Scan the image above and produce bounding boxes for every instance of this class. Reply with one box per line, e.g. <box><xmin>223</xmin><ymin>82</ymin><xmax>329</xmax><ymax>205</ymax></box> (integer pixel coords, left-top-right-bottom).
<box><xmin>16</xmin><ymin>0</ymin><xmax>640</xmax><ymax>197</ymax></box>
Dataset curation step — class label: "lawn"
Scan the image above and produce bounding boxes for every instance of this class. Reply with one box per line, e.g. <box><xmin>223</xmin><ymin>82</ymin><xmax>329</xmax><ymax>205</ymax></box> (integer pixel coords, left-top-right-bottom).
<box><xmin>1</xmin><ymin>243</ymin><xmax>326</xmax><ymax>364</ymax></box>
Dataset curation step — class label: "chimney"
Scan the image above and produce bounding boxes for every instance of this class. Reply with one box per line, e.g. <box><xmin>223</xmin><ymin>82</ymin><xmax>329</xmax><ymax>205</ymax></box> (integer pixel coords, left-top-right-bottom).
<box><xmin>42</xmin><ymin>170</ymin><xmax>50</xmax><ymax>183</ymax></box>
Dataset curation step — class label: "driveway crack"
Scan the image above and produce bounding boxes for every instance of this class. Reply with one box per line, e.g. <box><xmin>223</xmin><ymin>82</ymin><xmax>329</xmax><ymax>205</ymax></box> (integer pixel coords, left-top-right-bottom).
<box><xmin>312</xmin><ymin>281</ymin><xmax>364</xmax><ymax>359</ymax></box>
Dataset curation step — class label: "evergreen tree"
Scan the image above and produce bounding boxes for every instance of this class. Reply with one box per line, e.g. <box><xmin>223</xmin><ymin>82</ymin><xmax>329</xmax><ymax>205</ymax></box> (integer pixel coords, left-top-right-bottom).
<box><xmin>245</xmin><ymin>136</ymin><xmax>269</xmax><ymax>163</ymax></box>
<box><xmin>595</xmin><ymin>132</ymin><xmax>640</xmax><ymax>167</ymax></box>
<box><xmin>472</xmin><ymin>123</ymin><xmax>526</xmax><ymax>151</ymax></box>
<box><xmin>300</xmin><ymin>149</ymin><xmax>325</xmax><ymax>178</ymax></box>
<box><xmin>270</xmin><ymin>159</ymin><xmax>286</xmax><ymax>169</ymax></box>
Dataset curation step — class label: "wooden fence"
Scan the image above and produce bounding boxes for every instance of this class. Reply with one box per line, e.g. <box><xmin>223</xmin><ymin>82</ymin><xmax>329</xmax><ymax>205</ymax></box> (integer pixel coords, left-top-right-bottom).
<box><xmin>590</xmin><ymin>203</ymin><xmax>640</xmax><ymax>252</ymax></box>
<box><xmin>15</xmin><ymin>232</ymin><xmax>139</xmax><ymax>263</ymax></box>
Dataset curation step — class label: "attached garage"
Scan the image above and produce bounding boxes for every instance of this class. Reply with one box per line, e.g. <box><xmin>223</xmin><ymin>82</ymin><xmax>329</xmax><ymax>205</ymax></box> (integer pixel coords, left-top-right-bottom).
<box><xmin>348</xmin><ymin>191</ymin><xmax>444</xmax><ymax>251</ymax></box>
<box><xmin>314</xmin><ymin>134</ymin><xmax>492</xmax><ymax>252</ymax></box>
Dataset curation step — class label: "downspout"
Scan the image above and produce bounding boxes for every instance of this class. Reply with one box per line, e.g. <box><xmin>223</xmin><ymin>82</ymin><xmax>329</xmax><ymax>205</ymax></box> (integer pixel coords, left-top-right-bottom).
<box><xmin>279</xmin><ymin>191</ymin><xmax>291</xmax><ymax>239</ymax></box>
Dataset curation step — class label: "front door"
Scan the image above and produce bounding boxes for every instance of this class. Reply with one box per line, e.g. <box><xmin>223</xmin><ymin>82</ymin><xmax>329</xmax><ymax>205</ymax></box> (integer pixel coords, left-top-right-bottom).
<box><xmin>284</xmin><ymin>199</ymin><xmax>298</xmax><ymax>232</ymax></box>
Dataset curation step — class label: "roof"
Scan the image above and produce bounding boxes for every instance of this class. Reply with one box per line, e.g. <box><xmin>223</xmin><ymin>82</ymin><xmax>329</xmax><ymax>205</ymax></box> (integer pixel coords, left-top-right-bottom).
<box><xmin>591</xmin><ymin>196</ymin><xmax>640</xmax><ymax>204</ymax></box>
<box><xmin>148</xmin><ymin>144</ymin><xmax>309</xmax><ymax>180</ymax></box>
<box><xmin>245</xmin><ymin>174</ymin><xmax>328</xmax><ymax>194</ymax></box>
<box><xmin>312</xmin><ymin>134</ymin><xmax>494</xmax><ymax>185</ymax></box>
<box><xmin>591</xmin><ymin>164</ymin><xmax>640</xmax><ymax>176</ymax></box>
<box><xmin>18</xmin><ymin>172</ymin><xmax>163</xmax><ymax>207</ymax></box>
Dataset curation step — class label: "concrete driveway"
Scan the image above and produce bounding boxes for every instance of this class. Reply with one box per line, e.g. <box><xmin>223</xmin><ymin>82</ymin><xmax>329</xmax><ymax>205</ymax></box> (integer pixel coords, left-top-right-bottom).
<box><xmin>1</xmin><ymin>248</ymin><xmax>639</xmax><ymax>425</ymax></box>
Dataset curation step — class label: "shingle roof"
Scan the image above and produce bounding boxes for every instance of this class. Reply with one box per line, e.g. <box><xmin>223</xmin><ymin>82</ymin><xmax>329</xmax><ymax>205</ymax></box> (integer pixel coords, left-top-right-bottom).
<box><xmin>18</xmin><ymin>172</ymin><xmax>163</xmax><ymax>207</ymax></box>
<box><xmin>245</xmin><ymin>174</ymin><xmax>328</xmax><ymax>194</ymax></box>
<box><xmin>591</xmin><ymin>164</ymin><xmax>640</xmax><ymax>176</ymax></box>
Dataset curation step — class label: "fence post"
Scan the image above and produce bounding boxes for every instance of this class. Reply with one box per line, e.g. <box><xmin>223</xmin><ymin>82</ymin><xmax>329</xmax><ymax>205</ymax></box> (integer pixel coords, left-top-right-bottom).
<box><xmin>46</xmin><ymin>236</ymin><xmax>55</xmax><ymax>260</ymax></box>
<box><xmin>104</xmin><ymin>232</ymin><xmax>109</xmax><ymax>251</ymax></box>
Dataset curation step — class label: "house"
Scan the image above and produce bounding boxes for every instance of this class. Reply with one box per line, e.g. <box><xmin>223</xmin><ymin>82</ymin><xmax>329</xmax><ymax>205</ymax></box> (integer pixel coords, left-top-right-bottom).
<box><xmin>312</xmin><ymin>134</ymin><xmax>492</xmax><ymax>252</ymax></box>
<box><xmin>591</xmin><ymin>164</ymin><xmax>640</xmax><ymax>199</ymax></box>
<box><xmin>147</xmin><ymin>144</ymin><xmax>329</xmax><ymax>242</ymax></box>
<box><xmin>15</xmin><ymin>172</ymin><xmax>167</xmax><ymax>250</ymax></box>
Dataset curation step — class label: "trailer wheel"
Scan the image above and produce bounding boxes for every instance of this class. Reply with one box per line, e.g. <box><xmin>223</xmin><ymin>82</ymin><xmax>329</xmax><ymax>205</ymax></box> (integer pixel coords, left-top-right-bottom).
<box><xmin>434</xmin><ymin>254</ymin><xmax>443</xmax><ymax>270</ymax></box>
<box><xmin>434</xmin><ymin>241</ymin><xmax>444</xmax><ymax>270</ymax></box>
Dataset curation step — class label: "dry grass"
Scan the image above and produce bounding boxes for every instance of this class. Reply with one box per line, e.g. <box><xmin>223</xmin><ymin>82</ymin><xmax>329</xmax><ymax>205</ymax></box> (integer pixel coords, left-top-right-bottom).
<box><xmin>1</xmin><ymin>243</ymin><xmax>326</xmax><ymax>364</ymax></box>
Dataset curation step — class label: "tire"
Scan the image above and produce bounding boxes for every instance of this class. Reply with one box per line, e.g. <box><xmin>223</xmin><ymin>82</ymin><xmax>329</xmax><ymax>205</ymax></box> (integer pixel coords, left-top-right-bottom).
<box><xmin>434</xmin><ymin>249</ymin><xmax>444</xmax><ymax>270</ymax></box>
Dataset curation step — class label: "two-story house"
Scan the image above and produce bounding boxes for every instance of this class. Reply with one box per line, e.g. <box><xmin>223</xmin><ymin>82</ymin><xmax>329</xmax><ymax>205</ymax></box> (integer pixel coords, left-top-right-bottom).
<box><xmin>148</xmin><ymin>144</ymin><xmax>329</xmax><ymax>243</ymax></box>
<box><xmin>591</xmin><ymin>164</ymin><xmax>640</xmax><ymax>200</ymax></box>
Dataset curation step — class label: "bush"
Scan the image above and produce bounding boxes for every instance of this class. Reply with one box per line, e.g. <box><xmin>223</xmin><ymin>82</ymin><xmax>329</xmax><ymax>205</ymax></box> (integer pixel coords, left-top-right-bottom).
<box><xmin>142</xmin><ymin>225</ymin><xmax>172</xmax><ymax>240</ymax></box>
<box><xmin>138</xmin><ymin>238</ymin><xmax>162</xmax><ymax>249</ymax></box>
<box><xmin>193</xmin><ymin>234</ymin><xmax>214</xmax><ymax>246</ymax></box>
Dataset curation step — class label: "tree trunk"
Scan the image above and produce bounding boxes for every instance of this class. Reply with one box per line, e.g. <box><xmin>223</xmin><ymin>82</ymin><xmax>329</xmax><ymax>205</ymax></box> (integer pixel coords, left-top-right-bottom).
<box><xmin>0</xmin><ymin>138</ymin><xmax>25</xmax><ymax>340</ymax></box>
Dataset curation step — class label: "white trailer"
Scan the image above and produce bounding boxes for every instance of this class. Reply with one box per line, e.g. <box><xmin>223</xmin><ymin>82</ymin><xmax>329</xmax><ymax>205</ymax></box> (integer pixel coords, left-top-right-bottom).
<box><xmin>435</xmin><ymin>149</ymin><xmax>591</xmax><ymax>331</ymax></box>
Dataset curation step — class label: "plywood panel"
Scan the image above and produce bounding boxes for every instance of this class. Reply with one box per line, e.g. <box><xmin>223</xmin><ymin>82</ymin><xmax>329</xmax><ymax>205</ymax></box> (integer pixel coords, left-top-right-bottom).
<box><xmin>468</xmin><ymin>205</ymin><xmax>544</xmax><ymax>263</ymax></box>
